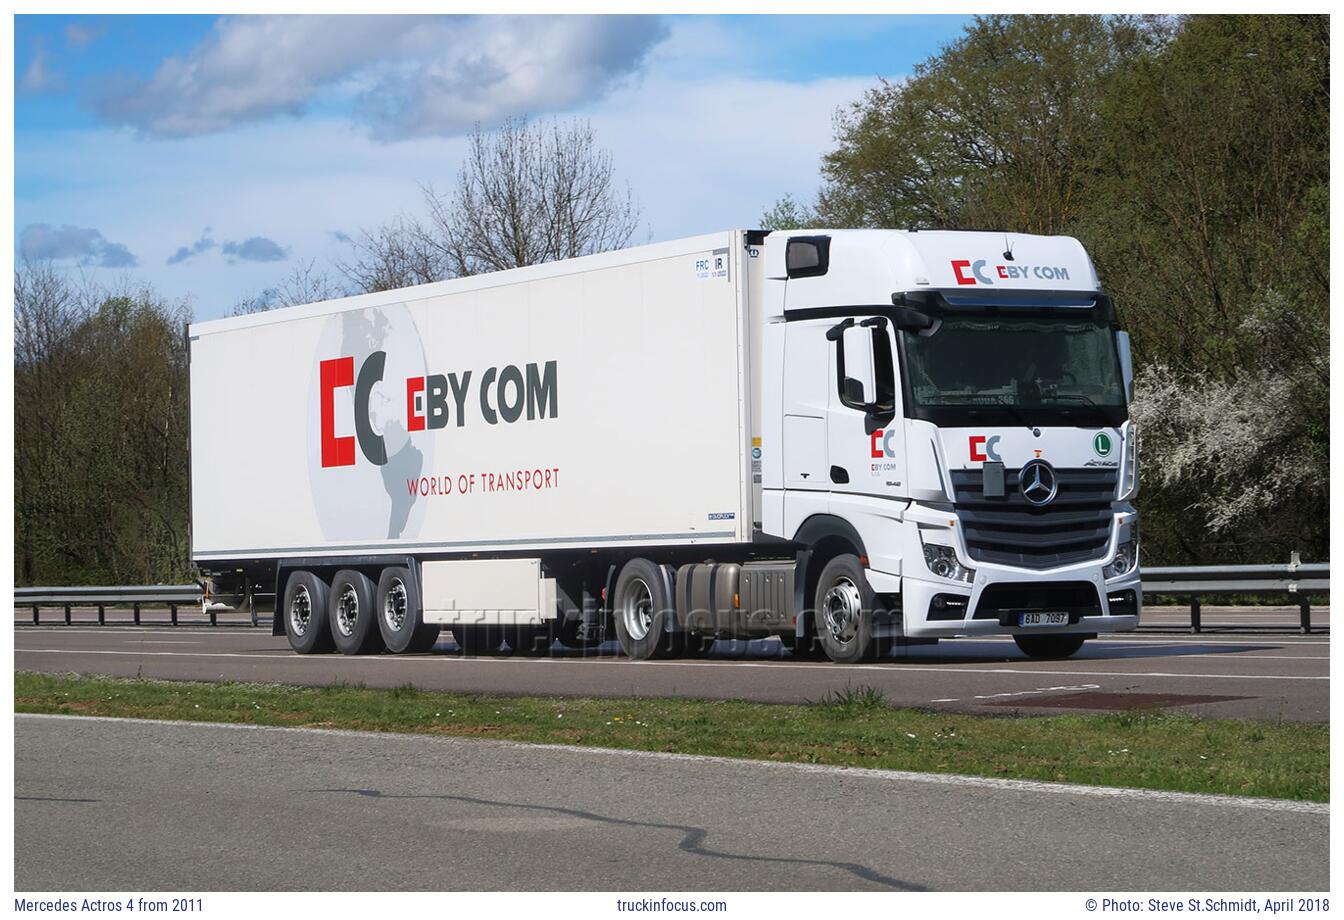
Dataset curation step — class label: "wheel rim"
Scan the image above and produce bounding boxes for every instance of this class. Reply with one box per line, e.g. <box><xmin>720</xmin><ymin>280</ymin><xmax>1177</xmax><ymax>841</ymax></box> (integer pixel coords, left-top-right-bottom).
<box><xmin>289</xmin><ymin>584</ymin><xmax>311</xmax><ymax>638</ymax></box>
<box><xmin>336</xmin><ymin>583</ymin><xmax>359</xmax><ymax>637</ymax></box>
<box><xmin>383</xmin><ymin>578</ymin><xmax>407</xmax><ymax>632</ymax></box>
<box><xmin>621</xmin><ymin>578</ymin><xmax>654</xmax><ymax>641</ymax></box>
<box><xmin>822</xmin><ymin>576</ymin><xmax>863</xmax><ymax>644</ymax></box>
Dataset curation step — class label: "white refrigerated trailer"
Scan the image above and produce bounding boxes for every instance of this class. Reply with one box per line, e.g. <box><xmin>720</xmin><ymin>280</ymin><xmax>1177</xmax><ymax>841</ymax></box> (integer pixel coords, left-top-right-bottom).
<box><xmin>189</xmin><ymin>228</ymin><xmax>1141</xmax><ymax>662</ymax></box>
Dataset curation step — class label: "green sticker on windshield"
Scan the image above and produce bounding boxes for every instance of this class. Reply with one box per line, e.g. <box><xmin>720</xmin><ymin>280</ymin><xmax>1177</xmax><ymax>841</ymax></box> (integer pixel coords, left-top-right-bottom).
<box><xmin>1093</xmin><ymin>432</ymin><xmax>1113</xmax><ymax>457</ymax></box>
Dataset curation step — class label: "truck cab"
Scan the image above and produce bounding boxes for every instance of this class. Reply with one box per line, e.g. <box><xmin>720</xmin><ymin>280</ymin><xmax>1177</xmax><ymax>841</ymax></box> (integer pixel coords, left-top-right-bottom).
<box><xmin>756</xmin><ymin>229</ymin><xmax>1140</xmax><ymax>661</ymax></box>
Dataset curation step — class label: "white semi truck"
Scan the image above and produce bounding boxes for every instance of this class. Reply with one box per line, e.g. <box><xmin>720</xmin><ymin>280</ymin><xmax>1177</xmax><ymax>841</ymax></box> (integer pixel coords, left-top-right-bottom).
<box><xmin>189</xmin><ymin>228</ymin><xmax>1140</xmax><ymax>663</ymax></box>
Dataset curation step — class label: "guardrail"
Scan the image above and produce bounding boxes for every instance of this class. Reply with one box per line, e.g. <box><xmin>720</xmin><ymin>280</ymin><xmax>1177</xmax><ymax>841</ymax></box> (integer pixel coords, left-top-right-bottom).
<box><xmin>17</xmin><ymin>584</ymin><xmax>206</xmax><ymax>626</ymax></box>
<box><xmin>1140</xmin><ymin>555</ymin><xmax>1328</xmax><ymax>634</ymax></box>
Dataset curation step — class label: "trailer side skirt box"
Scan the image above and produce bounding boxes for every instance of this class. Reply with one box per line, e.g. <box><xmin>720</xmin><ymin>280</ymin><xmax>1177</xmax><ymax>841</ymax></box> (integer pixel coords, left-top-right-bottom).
<box><xmin>421</xmin><ymin>558</ymin><xmax>556</xmax><ymax>626</ymax></box>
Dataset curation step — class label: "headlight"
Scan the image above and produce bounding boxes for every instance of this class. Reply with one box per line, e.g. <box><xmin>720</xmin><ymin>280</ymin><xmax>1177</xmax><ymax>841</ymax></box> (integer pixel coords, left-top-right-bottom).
<box><xmin>1104</xmin><ymin>534</ymin><xmax>1139</xmax><ymax>579</ymax></box>
<box><xmin>1119</xmin><ymin>426</ymin><xmax>1139</xmax><ymax>500</ymax></box>
<box><xmin>921</xmin><ymin>538</ymin><xmax>975</xmax><ymax>584</ymax></box>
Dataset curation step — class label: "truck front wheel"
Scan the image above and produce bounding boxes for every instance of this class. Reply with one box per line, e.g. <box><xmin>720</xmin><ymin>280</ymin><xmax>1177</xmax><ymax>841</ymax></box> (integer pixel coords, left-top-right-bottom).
<box><xmin>613</xmin><ymin>558</ymin><xmax>679</xmax><ymax>660</ymax></box>
<box><xmin>1013</xmin><ymin>634</ymin><xmax>1086</xmax><ymax>659</ymax></box>
<box><xmin>377</xmin><ymin>567</ymin><xmax>440</xmax><ymax>653</ymax></box>
<box><xmin>329</xmin><ymin>569</ymin><xmax>385</xmax><ymax>655</ymax></box>
<box><xmin>814</xmin><ymin>554</ymin><xmax>879</xmax><ymax>664</ymax></box>
<box><xmin>283</xmin><ymin>570</ymin><xmax>334</xmax><ymax>654</ymax></box>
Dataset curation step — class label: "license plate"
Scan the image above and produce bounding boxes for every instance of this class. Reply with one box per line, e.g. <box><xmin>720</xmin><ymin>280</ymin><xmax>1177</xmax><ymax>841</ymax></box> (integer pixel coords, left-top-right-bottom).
<box><xmin>1018</xmin><ymin>612</ymin><xmax>1069</xmax><ymax>627</ymax></box>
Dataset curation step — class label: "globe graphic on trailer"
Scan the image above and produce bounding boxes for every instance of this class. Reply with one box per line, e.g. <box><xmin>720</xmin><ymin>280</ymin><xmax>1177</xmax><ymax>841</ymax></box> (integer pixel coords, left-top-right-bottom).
<box><xmin>306</xmin><ymin>304</ymin><xmax>432</xmax><ymax>541</ymax></box>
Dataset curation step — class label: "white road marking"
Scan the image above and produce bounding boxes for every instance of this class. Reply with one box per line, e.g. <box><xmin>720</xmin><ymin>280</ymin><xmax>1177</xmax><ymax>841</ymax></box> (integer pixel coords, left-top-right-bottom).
<box><xmin>138</xmin><ymin>641</ymin><xmax>200</xmax><ymax>645</ymax></box>
<box><xmin>972</xmin><ymin>683</ymin><xmax>1100</xmax><ymax>701</ymax></box>
<box><xmin>13</xmin><ymin>646</ymin><xmax>1329</xmax><ymax>681</ymax></box>
<box><xmin>15</xmin><ymin>712</ymin><xmax>1327</xmax><ymax>816</ymax></box>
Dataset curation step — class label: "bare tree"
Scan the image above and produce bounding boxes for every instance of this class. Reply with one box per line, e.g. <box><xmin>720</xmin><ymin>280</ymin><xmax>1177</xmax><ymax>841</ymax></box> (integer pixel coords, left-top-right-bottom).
<box><xmin>232</xmin><ymin>259</ymin><xmax>347</xmax><ymax>315</ymax></box>
<box><xmin>336</xmin><ymin>216</ymin><xmax>447</xmax><ymax>295</ymax></box>
<box><xmin>339</xmin><ymin>117</ymin><xmax>641</xmax><ymax>292</ymax></box>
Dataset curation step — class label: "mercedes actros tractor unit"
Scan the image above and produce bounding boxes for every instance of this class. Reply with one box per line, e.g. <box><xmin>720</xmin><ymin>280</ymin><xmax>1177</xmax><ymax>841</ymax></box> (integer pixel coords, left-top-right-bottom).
<box><xmin>189</xmin><ymin>228</ymin><xmax>1140</xmax><ymax>663</ymax></box>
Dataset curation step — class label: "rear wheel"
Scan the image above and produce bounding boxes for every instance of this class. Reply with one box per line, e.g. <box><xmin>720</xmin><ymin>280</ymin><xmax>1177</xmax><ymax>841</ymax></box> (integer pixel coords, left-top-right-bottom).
<box><xmin>612</xmin><ymin>559</ymin><xmax>679</xmax><ymax>660</ymax></box>
<box><xmin>1014</xmin><ymin>634</ymin><xmax>1086</xmax><ymax>659</ymax></box>
<box><xmin>814</xmin><ymin>554</ymin><xmax>879</xmax><ymax>663</ymax></box>
<box><xmin>376</xmin><ymin>567</ymin><xmax>440</xmax><ymax>653</ymax></box>
<box><xmin>329</xmin><ymin>569</ymin><xmax>384</xmax><ymax>655</ymax></box>
<box><xmin>283</xmin><ymin>570</ymin><xmax>333</xmax><ymax>654</ymax></box>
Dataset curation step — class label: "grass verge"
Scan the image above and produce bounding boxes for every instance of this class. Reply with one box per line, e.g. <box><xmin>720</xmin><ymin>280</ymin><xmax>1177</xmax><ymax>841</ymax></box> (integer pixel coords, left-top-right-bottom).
<box><xmin>15</xmin><ymin>671</ymin><xmax>1327</xmax><ymax>802</ymax></box>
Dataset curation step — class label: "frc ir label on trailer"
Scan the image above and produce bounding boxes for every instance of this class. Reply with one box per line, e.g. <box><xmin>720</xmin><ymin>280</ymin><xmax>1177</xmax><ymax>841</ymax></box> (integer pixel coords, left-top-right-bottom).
<box><xmin>694</xmin><ymin>249</ymin><xmax>730</xmax><ymax>280</ymax></box>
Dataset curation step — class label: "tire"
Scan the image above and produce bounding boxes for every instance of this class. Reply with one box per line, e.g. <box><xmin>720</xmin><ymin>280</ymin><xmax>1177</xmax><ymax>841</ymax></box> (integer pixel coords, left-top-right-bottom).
<box><xmin>376</xmin><ymin>567</ymin><xmax>440</xmax><ymax>653</ymax></box>
<box><xmin>328</xmin><ymin>569</ymin><xmax>384</xmax><ymax>655</ymax></box>
<box><xmin>1014</xmin><ymin>634</ymin><xmax>1086</xmax><ymax>659</ymax></box>
<box><xmin>454</xmin><ymin>625</ymin><xmax>503</xmax><ymax>656</ymax></box>
<box><xmin>813</xmin><ymin>554</ymin><xmax>880</xmax><ymax>663</ymax></box>
<box><xmin>612</xmin><ymin>558</ymin><xmax>680</xmax><ymax>660</ymax></box>
<box><xmin>506</xmin><ymin>624</ymin><xmax>553</xmax><ymax>656</ymax></box>
<box><xmin>282</xmin><ymin>570</ymin><xmax>334</xmax><ymax>654</ymax></box>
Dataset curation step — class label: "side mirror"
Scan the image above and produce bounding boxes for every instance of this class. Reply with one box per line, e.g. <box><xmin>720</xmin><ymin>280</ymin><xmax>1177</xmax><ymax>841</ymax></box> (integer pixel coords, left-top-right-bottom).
<box><xmin>843</xmin><ymin>376</ymin><xmax>869</xmax><ymax>405</ymax></box>
<box><xmin>1116</xmin><ymin>330</ymin><xmax>1134</xmax><ymax>402</ymax></box>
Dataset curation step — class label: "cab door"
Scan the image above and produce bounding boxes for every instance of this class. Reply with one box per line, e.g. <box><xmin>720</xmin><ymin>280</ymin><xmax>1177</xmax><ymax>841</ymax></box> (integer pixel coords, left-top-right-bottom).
<box><xmin>781</xmin><ymin>320</ymin><xmax>831</xmax><ymax>491</ymax></box>
<box><xmin>825</xmin><ymin>317</ymin><xmax>905</xmax><ymax>497</ymax></box>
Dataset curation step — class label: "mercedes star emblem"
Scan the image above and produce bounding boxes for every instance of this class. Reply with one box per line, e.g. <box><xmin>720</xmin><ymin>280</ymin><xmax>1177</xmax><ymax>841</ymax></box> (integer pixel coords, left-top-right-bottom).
<box><xmin>1019</xmin><ymin>459</ymin><xmax>1058</xmax><ymax>506</ymax></box>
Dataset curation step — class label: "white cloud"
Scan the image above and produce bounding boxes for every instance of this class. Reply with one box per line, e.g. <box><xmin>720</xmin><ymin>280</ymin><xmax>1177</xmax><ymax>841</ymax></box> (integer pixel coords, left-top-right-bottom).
<box><xmin>19</xmin><ymin>48</ymin><xmax>64</xmax><ymax>95</ymax></box>
<box><xmin>93</xmin><ymin>14</ymin><xmax>666</xmax><ymax>140</ymax></box>
<box><xmin>19</xmin><ymin>223</ymin><xmax>137</xmax><ymax>268</ymax></box>
<box><xmin>17</xmin><ymin>19</ymin><xmax>882</xmax><ymax>319</ymax></box>
<box><xmin>65</xmin><ymin>21</ymin><xmax>101</xmax><ymax>49</ymax></box>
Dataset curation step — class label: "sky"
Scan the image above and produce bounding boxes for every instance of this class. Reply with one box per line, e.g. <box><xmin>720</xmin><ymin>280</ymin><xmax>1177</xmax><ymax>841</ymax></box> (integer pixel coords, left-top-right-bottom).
<box><xmin>14</xmin><ymin>14</ymin><xmax>973</xmax><ymax>320</ymax></box>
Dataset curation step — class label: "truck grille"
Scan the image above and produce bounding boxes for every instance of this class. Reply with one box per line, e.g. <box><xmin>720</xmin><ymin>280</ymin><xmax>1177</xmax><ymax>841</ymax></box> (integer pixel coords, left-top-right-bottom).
<box><xmin>949</xmin><ymin>467</ymin><xmax>1117</xmax><ymax>569</ymax></box>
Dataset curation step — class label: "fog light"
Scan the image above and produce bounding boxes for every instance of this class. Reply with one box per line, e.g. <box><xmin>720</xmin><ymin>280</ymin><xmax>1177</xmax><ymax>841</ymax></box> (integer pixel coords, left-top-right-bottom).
<box><xmin>922</xmin><ymin>539</ymin><xmax>974</xmax><ymax>584</ymax></box>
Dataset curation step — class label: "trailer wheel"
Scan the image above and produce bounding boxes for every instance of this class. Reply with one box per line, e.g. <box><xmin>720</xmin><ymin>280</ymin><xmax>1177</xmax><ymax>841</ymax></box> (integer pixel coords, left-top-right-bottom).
<box><xmin>328</xmin><ymin>569</ymin><xmax>384</xmax><ymax>655</ymax></box>
<box><xmin>814</xmin><ymin>554</ymin><xmax>879</xmax><ymax>663</ymax></box>
<box><xmin>376</xmin><ymin>567</ymin><xmax>440</xmax><ymax>653</ymax></box>
<box><xmin>454</xmin><ymin>626</ymin><xmax>503</xmax><ymax>655</ymax></box>
<box><xmin>1013</xmin><ymin>634</ymin><xmax>1086</xmax><ymax>659</ymax></box>
<box><xmin>283</xmin><ymin>570</ymin><xmax>334</xmax><ymax>654</ymax></box>
<box><xmin>613</xmin><ymin>558</ymin><xmax>679</xmax><ymax>660</ymax></box>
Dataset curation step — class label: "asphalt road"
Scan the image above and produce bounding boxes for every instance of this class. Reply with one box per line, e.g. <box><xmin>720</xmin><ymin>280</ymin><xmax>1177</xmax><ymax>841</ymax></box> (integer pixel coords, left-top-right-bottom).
<box><xmin>14</xmin><ymin>607</ymin><xmax>1328</xmax><ymax>722</ymax></box>
<box><xmin>14</xmin><ymin>714</ymin><xmax>1329</xmax><ymax>891</ymax></box>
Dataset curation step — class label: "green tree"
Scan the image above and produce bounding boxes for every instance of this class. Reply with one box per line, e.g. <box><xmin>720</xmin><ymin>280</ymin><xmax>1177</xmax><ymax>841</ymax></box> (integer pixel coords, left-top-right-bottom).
<box><xmin>14</xmin><ymin>265</ymin><xmax>192</xmax><ymax>584</ymax></box>
<box><xmin>817</xmin><ymin>15</ymin><xmax>1162</xmax><ymax>232</ymax></box>
<box><xmin>759</xmin><ymin>193</ymin><xmax>817</xmax><ymax>231</ymax></box>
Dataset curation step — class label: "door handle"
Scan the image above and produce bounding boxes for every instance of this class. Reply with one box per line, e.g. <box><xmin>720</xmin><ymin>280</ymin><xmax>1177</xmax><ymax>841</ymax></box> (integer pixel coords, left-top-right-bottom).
<box><xmin>830</xmin><ymin>465</ymin><xmax>849</xmax><ymax>484</ymax></box>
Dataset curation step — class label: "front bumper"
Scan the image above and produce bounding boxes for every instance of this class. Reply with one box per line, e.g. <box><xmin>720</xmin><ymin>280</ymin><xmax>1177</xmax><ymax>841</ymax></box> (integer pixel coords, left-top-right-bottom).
<box><xmin>900</xmin><ymin>568</ymin><xmax>1142</xmax><ymax>638</ymax></box>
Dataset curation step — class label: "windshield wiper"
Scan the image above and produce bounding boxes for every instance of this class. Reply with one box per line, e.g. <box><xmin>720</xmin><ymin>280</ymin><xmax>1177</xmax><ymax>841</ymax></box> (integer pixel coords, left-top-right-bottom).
<box><xmin>1047</xmin><ymin>392</ymin><xmax>1100</xmax><ymax>409</ymax></box>
<box><xmin>974</xmin><ymin>394</ymin><xmax>1037</xmax><ymax>433</ymax></box>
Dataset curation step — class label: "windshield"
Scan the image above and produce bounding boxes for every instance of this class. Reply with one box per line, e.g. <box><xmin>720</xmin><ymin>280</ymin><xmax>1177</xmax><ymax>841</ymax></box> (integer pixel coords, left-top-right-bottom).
<box><xmin>901</xmin><ymin>314</ymin><xmax>1127</xmax><ymax>427</ymax></box>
